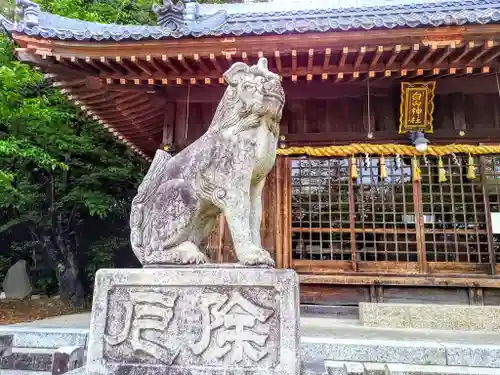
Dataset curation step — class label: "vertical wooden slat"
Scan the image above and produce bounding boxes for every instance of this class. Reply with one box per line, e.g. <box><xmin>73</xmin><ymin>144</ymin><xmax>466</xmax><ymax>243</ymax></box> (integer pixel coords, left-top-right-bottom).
<box><xmin>413</xmin><ymin>178</ymin><xmax>428</xmax><ymax>273</ymax></box>
<box><xmin>261</xmin><ymin>166</ymin><xmax>277</xmax><ymax>261</ymax></box>
<box><xmin>162</xmin><ymin>102</ymin><xmax>175</xmax><ymax>147</ymax></box>
<box><xmin>282</xmin><ymin>157</ymin><xmax>292</xmax><ymax>269</ymax></box>
<box><xmin>480</xmin><ymin>155</ymin><xmax>497</xmax><ymax>275</ymax></box>
<box><xmin>173</xmin><ymin>101</ymin><xmax>187</xmax><ymax>149</ymax></box>
<box><xmin>348</xmin><ymin>157</ymin><xmax>358</xmax><ymax>271</ymax></box>
<box><xmin>275</xmin><ymin>156</ymin><xmax>284</xmax><ymax>268</ymax></box>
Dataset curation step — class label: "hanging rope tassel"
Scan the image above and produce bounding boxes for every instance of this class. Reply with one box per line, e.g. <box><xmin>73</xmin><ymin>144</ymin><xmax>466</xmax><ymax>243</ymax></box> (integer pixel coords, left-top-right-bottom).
<box><xmin>351</xmin><ymin>155</ymin><xmax>359</xmax><ymax>179</ymax></box>
<box><xmin>380</xmin><ymin>155</ymin><xmax>388</xmax><ymax>179</ymax></box>
<box><xmin>467</xmin><ymin>154</ymin><xmax>476</xmax><ymax>180</ymax></box>
<box><xmin>438</xmin><ymin>156</ymin><xmax>447</xmax><ymax>183</ymax></box>
<box><xmin>412</xmin><ymin>156</ymin><xmax>421</xmax><ymax>182</ymax></box>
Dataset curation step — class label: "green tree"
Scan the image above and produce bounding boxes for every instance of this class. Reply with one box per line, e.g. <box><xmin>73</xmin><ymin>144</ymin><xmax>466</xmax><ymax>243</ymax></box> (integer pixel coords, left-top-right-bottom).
<box><xmin>0</xmin><ymin>32</ymin><xmax>146</xmax><ymax>304</ymax></box>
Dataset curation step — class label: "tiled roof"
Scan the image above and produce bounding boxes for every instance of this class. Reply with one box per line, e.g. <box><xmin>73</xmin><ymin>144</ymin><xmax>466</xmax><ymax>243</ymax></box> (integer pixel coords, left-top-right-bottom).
<box><xmin>2</xmin><ymin>0</ymin><xmax>500</xmax><ymax>41</ymax></box>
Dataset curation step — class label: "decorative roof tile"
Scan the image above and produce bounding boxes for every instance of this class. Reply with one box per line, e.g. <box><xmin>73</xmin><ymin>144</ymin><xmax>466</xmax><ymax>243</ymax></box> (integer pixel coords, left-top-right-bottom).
<box><xmin>2</xmin><ymin>0</ymin><xmax>500</xmax><ymax>41</ymax></box>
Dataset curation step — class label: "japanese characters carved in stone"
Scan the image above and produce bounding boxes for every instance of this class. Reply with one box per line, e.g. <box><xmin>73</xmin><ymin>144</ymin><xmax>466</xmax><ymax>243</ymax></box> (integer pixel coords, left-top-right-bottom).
<box><xmin>86</xmin><ymin>267</ymin><xmax>300</xmax><ymax>375</ymax></box>
<box><xmin>130</xmin><ymin>57</ymin><xmax>285</xmax><ymax>267</ymax></box>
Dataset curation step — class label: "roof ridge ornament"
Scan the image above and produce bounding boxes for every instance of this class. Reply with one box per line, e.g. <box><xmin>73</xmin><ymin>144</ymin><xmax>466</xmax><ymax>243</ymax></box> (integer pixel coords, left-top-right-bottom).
<box><xmin>153</xmin><ymin>0</ymin><xmax>192</xmax><ymax>31</ymax></box>
<box><xmin>15</xmin><ymin>0</ymin><xmax>40</xmax><ymax>27</ymax></box>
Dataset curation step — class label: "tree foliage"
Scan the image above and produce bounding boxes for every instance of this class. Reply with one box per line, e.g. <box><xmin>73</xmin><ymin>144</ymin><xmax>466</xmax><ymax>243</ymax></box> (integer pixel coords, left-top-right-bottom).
<box><xmin>0</xmin><ymin>1</ymin><xmax>153</xmax><ymax>304</ymax></box>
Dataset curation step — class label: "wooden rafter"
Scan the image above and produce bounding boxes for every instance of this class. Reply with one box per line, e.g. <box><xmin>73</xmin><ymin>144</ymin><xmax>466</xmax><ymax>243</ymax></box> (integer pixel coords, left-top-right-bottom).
<box><xmin>13</xmin><ymin>24</ymin><xmax>500</xmax><ymax>158</ymax></box>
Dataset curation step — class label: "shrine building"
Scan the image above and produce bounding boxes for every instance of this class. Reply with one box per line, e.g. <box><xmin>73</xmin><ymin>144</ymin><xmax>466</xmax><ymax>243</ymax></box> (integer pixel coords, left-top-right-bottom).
<box><xmin>4</xmin><ymin>0</ymin><xmax>500</xmax><ymax>307</ymax></box>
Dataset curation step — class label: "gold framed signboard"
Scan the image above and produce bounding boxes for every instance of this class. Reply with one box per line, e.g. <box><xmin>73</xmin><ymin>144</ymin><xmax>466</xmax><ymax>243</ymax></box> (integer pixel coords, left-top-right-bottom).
<box><xmin>399</xmin><ymin>81</ymin><xmax>436</xmax><ymax>134</ymax></box>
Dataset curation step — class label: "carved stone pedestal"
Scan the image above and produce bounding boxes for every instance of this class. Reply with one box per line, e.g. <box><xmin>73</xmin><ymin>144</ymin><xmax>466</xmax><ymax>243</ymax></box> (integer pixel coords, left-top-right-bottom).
<box><xmin>86</xmin><ymin>266</ymin><xmax>300</xmax><ymax>375</ymax></box>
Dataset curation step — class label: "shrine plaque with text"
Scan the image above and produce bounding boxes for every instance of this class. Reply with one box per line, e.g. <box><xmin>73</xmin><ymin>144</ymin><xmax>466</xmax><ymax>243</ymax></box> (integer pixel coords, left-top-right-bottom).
<box><xmin>86</xmin><ymin>267</ymin><xmax>300</xmax><ymax>375</ymax></box>
<box><xmin>399</xmin><ymin>81</ymin><xmax>436</xmax><ymax>134</ymax></box>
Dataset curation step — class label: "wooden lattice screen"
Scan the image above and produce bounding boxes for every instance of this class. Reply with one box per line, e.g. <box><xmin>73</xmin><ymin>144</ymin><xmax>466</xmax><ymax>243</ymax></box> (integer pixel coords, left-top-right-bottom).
<box><xmin>289</xmin><ymin>155</ymin><xmax>500</xmax><ymax>275</ymax></box>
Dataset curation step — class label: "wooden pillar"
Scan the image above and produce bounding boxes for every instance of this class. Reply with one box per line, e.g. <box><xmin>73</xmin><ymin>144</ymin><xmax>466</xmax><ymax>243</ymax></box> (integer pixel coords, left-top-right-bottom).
<box><xmin>161</xmin><ymin>102</ymin><xmax>175</xmax><ymax>148</ymax></box>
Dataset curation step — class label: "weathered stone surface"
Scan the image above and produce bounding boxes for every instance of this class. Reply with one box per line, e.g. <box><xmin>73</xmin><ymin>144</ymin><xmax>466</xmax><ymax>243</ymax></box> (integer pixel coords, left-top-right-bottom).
<box><xmin>2</xmin><ymin>260</ymin><xmax>32</xmax><ymax>299</ymax></box>
<box><xmin>301</xmin><ymin>338</ymin><xmax>446</xmax><ymax>366</ymax></box>
<box><xmin>0</xmin><ymin>327</ymin><xmax>88</xmax><ymax>349</ymax></box>
<box><xmin>360</xmin><ymin>303</ymin><xmax>500</xmax><ymax>332</ymax></box>
<box><xmin>64</xmin><ymin>366</ymin><xmax>87</xmax><ymax>375</ymax></box>
<box><xmin>51</xmin><ymin>346</ymin><xmax>85</xmax><ymax>375</ymax></box>
<box><xmin>1</xmin><ymin>348</ymin><xmax>53</xmax><ymax>371</ymax></box>
<box><xmin>0</xmin><ymin>334</ymin><xmax>13</xmax><ymax>358</ymax></box>
<box><xmin>384</xmin><ymin>363</ymin><xmax>499</xmax><ymax>374</ymax></box>
<box><xmin>325</xmin><ymin>361</ymin><xmax>385</xmax><ymax>375</ymax></box>
<box><xmin>325</xmin><ymin>361</ymin><xmax>500</xmax><ymax>375</ymax></box>
<box><xmin>444</xmin><ymin>343</ymin><xmax>500</xmax><ymax>368</ymax></box>
<box><xmin>86</xmin><ymin>267</ymin><xmax>300</xmax><ymax>375</ymax></box>
<box><xmin>129</xmin><ymin>57</ymin><xmax>285</xmax><ymax>267</ymax></box>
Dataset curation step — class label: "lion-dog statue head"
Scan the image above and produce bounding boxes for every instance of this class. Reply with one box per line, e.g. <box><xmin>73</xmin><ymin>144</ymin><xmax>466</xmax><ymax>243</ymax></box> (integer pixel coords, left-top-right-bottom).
<box><xmin>208</xmin><ymin>57</ymin><xmax>285</xmax><ymax>138</ymax></box>
<box><xmin>130</xmin><ymin>57</ymin><xmax>285</xmax><ymax>267</ymax></box>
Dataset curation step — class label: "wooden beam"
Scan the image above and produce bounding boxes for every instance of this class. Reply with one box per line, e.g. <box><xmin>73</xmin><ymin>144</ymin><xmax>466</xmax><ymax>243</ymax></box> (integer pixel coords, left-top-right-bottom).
<box><xmin>16</xmin><ymin>49</ymin><xmax>88</xmax><ymax>77</ymax></box>
<box><xmin>419</xmin><ymin>43</ymin><xmax>437</xmax><ymax>65</ymax></box>
<box><xmin>370</xmin><ymin>45</ymin><xmax>383</xmax><ymax>68</ymax></box>
<box><xmin>402</xmin><ymin>44</ymin><xmax>420</xmax><ymax>67</ymax></box>
<box><xmin>210</xmin><ymin>53</ymin><xmax>222</xmax><ymax>73</ymax></box>
<box><xmin>193</xmin><ymin>53</ymin><xmax>210</xmax><ymax>74</ymax></box>
<box><xmin>131</xmin><ymin>56</ymin><xmax>155</xmax><ymax>75</ymax></box>
<box><xmin>225</xmin><ymin>52</ymin><xmax>233</xmax><ymax>67</ymax></box>
<box><xmin>177</xmin><ymin>53</ymin><xmax>194</xmax><ymax>74</ymax></box>
<box><xmin>386</xmin><ymin>45</ymin><xmax>402</xmax><ymax>67</ymax></box>
<box><xmin>275</xmin><ymin>50</ymin><xmax>282</xmax><ymax>74</ymax></box>
<box><xmin>469</xmin><ymin>41</ymin><xmax>495</xmax><ymax>64</ymax></box>
<box><xmin>323</xmin><ymin>48</ymin><xmax>332</xmax><ymax>70</ymax></box>
<box><xmin>452</xmin><ymin>41</ymin><xmax>474</xmax><ymax>64</ymax></box>
<box><xmin>161</xmin><ymin>55</ymin><xmax>181</xmax><ymax>74</ymax></box>
<box><xmin>291</xmin><ymin>50</ymin><xmax>297</xmax><ymax>74</ymax></box>
<box><xmin>307</xmin><ymin>49</ymin><xmax>314</xmax><ymax>73</ymax></box>
<box><xmin>434</xmin><ymin>43</ymin><xmax>456</xmax><ymax>65</ymax></box>
<box><xmin>99</xmin><ymin>57</ymin><xmax>127</xmax><ymax>74</ymax></box>
<box><xmin>339</xmin><ymin>47</ymin><xmax>349</xmax><ymax>68</ymax></box>
<box><xmin>148</xmin><ymin>56</ymin><xmax>170</xmax><ymax>75</ymax></box>
<box><xmin>483</xmin><ymin>47</ymin><xmax>500</xmax><ymax>64</ymax></box>
<box><xmin>14</xmin><ymin>24</ymin><xmax>500</xmax><ymax>61</ymax></box>
<box><xmin>354</xmin><ymin>46</ymin><xmax>366</xmax><ymax>69</ymax></box>
<box><xmin>299</xmin><ymin>274</ymin><xmax>500</xmax><ymax>288</ymax></box>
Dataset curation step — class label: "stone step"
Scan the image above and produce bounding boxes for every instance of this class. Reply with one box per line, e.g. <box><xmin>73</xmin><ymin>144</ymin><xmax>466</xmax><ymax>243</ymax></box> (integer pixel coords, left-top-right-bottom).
<box><xmin>0</xmin><ymin>327</ymin><xmax>88</xmax><ymax>349</ymax></box>
<box><xmin>325</xmin><ymin>361</ymin><xmax>500</xmax><ymax>375</ymax></box>
<box><xmin>0</xmin><ymin>371</ymin><xmax>51</xmax><ymax>375</ymax></box>
<box><xmin>1</xmin><ymin>348</ymin><xmax>54</xmax><ymax>372</ymax></box>
<box><xmin>1</xmin><ymin>346</ymin><xmax>85</xmax><ymax>374</ymax></box>
<box><xmin>302</xmin><ymin>337</ymin><xmax>500</xmax><ymax>369</ymax></box>
<box><xmin>359</xmin><ymin>302</ymin><xmax>500</xmax><ymax>332</ymax></box>
<box><xmin>4</xmin><ymin>312</ymin><xmax>500</xmax><ymax>373</ymax></box>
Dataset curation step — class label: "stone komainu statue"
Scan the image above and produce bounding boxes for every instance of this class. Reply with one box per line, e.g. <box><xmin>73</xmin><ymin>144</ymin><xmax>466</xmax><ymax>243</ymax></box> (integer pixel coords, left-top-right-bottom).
<box><xmin>130</xmin><ymin>58</ymin><xmax>285</xmax><ymax>267</ymax></box>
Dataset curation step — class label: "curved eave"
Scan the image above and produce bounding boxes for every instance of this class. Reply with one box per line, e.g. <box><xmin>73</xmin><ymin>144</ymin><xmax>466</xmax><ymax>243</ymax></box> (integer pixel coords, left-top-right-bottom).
<box><xmin>4</xmin><ymin>0</ymin><xmax>500</xmax><ymax>42</ymax></box>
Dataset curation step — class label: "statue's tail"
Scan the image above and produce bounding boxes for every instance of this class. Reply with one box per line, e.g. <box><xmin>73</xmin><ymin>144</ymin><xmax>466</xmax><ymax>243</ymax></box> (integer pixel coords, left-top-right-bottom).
<box><xmin>130</xmin><ymin>149</ymin><xmax>172</xmax><ymax>263</ymax></box>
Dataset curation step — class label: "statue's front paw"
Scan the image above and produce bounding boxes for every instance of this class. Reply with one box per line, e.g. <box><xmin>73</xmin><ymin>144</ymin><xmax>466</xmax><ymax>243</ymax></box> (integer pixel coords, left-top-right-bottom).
<box><xmin>238</xmin><ymin>245</ymin><xmax>275</xmax><ymax>267</ymax></box>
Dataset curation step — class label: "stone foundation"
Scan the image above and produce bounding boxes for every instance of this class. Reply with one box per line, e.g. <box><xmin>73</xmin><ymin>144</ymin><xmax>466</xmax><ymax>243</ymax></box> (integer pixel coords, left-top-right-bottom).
<box><xmin>86</xmin><ymin>266</ymin><xmax>300</xmax><ymax>375</ymax></box>
<box><xmin>360</xmin><ymin>302</ymin><xmax>500</xmax><ymax>332</ymax></box>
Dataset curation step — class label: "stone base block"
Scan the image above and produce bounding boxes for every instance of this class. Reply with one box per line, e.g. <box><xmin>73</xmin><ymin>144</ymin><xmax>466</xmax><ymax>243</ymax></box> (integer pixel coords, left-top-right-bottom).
<box><xmin>325</xmin><ymin>361</ymin><xmax>500</xmax><ymax>375</ymax></box>
<box><xmin>86</xmin><ymin>267</ymin><xmax>300</xmax><ymax>375</ymax></box>
<box><xmin>360</xmin><ymin>303</ymin><xmax>500</xmax><ymax>332</ymax></box>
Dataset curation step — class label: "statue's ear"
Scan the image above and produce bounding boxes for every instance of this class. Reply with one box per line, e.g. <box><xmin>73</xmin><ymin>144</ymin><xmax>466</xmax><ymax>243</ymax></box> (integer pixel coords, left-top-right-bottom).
<box><xmin>223</xmin><ymin>62</ymin><xmax>249</xmax><ymax>86</ymax></box>
<box><xmin>257</xmin><ymin>57</ymin><xmax>268</xmax><ymax>70</ymax></box>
